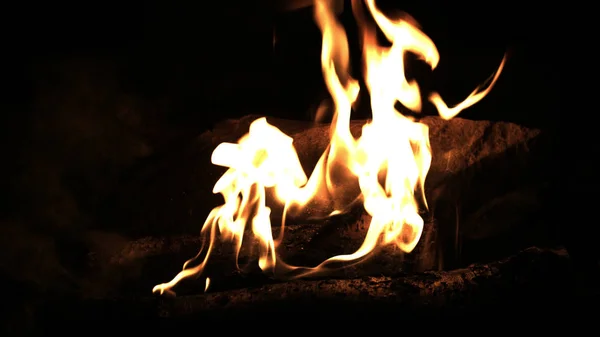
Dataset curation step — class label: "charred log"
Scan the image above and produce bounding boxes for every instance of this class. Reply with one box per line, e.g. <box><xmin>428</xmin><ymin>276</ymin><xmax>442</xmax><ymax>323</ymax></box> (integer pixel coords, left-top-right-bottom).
<box><xmin>1</xmin><ymin>115</ymin><xmax>565</xmax><ymax>334</ymax></box>
<box><xmin>105</xmin><ymin>115</ymin><xmax>551</xmax><ymax>268</ymax></box>
<box><xmin>33</xmin><ymin>247</ymin><xmax>598</xmax><ymax>332</ymax></box>
<box><xmin>110</xmin><ymin>115</ymin><xmax>546</xmax><ymax>232</ymax></box>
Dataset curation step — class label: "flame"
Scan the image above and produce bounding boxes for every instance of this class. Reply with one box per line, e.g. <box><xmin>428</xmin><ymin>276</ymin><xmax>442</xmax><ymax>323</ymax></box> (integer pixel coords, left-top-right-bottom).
<box><xmin>153</xmin><ymin>0</ymin><xmax>505</xmax><ymax>295</ymax></box>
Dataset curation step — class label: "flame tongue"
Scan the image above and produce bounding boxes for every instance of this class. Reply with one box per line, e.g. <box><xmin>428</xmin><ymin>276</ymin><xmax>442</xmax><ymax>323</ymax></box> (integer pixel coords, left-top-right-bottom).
<box><xmin>153</xmin><ymin>0</ymin><xmax>505</xmax><ymax>294</ymax></box>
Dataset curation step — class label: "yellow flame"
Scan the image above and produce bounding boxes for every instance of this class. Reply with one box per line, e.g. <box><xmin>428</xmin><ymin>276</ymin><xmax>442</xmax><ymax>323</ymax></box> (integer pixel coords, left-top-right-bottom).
<box><xmin>153</xmin><ymin>0</ymin><xmax>505</xmax><ymax>294</ymax></box>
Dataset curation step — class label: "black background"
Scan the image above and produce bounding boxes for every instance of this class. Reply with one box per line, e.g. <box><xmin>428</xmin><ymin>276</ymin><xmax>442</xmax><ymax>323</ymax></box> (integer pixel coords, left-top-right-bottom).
<box><xmin>1</xmin><ymin>0</ymin><xmax>560</xmax><ymax>221</ymax></box>
<box><xmin>0</xmin><ymin>0</ymin><xmax>570</xmax><ymax>281</ymax></box>
<box><xmin>3</xmin><ymin>0</ymin><xmax>558</xmax><ymax>127</ymax></box>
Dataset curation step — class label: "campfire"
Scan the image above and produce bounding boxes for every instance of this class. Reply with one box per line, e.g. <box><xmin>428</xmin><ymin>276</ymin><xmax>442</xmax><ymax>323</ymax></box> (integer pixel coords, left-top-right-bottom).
<box><xmin>152</xmin><ymin>0</ymin><xmax>505</xmax><ymax>296</ymax></box>
<box><xmin>5</xmin><ymin>0</ymin><xmax>581</xmax><ymax>333</ymax></box>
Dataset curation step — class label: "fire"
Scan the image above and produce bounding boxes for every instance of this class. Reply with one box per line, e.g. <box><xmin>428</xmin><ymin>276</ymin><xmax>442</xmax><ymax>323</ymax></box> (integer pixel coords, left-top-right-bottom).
<box><xmin>153</xmin><ymin>0</ymin><xmax>505</xmax><ymax>295</ymax></box>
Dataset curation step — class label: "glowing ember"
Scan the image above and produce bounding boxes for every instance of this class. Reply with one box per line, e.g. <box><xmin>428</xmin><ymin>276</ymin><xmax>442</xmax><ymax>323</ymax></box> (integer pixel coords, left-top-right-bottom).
<box><xmin>153</xmin><ymin>0</ymin><xmax>505</xmax><ymax>295</ymax></box>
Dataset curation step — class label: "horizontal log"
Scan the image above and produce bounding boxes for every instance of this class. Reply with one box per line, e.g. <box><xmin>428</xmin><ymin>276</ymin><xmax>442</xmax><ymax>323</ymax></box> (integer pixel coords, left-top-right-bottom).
<box><xmin>0</xmin><ymin>115</ymin><xmax>552</xmax><ymax>326</ymax></box>
<box><xmin>83</xmin><ymin>114</ymin><xmax>551</xmax><ymax>286</ymax></box>
<box><xmin>111</xmin><ymin>115</ymin><xmax>547</xmax><ymax>239</ymax></box>
<box><xmin>155</xmin><ymin>247</ymin><xmax>572</xmax><ymax>316</ymax></box>
<box><xmin>99</xmin><ymin>213</ymin><xmax>440</xmax><ymax>298</ymax></box>
<box><xmin>34</xmin><ymin>246</ymin><xmax>597</xmax><ymax>332</ymax></box>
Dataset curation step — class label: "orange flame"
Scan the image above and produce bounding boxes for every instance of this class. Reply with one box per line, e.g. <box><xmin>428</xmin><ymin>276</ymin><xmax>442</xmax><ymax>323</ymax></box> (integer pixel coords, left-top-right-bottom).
<box><xmin>153</xmin><ymin>0</ymin><xmax>505</xmax><ymax>295</ymax></box>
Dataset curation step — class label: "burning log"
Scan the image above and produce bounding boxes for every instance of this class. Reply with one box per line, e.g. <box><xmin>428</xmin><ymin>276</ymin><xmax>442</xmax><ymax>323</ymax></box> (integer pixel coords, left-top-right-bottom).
<box><xmin>76</xmin><ymin>114</ymin><xmax>550</xmax><ymax>299</ymax></box>
<box><xmin>107</xmin><ymin>115</ymin><xmax>550</xmax><ymax>274</ymax></box>
<box><xmin>35</xmin><ymin>246</ymin><xmax>590</xmax><ymax>330</ymax></box>
<box><xmin>106</xmin><ymin>0</ymin><xmax>545</xmax><ymax>296</ymax></box>
<box><xmin>104</xmin><ymin>214</ymin><xmax>441</xmax><ymax>297</ymax></box>
<box><xmin>113</xmin><ymin>114</ymin><xmax>547</xmax><ymax>238</ymax></box>
<box><xmin>81</xmin><ymin>0</ymin><xmax>552</xmax><ymax>301</ymax></box>
<box><xmin>153</xmin><ymin>247</ymin><xmax>573</xmax><ymax>318</ymax></box>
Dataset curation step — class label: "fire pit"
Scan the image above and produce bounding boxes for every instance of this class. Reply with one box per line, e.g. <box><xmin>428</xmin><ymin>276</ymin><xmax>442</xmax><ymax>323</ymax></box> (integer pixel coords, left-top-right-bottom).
<box><xmin>1</xmin><ymin>0</ymin><xmax>592</xmax><ymax>334</ymax></box>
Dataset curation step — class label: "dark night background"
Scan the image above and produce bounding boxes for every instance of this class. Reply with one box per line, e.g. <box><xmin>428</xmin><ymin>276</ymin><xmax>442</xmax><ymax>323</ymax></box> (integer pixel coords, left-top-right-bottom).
<box><xmin>0</xmin><ymin>0</ymin><xmax>577</xmax><ymax>332</ymax></box>
<box><xmin>1</xmin><ymin>0</ymin><xmax>559</xmax><ymax>208</ymax></box>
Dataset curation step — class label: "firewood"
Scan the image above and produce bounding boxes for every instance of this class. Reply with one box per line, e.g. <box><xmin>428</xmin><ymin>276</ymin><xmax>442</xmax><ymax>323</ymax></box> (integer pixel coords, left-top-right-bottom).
<box><xmin>106</xmin><ymin>115</ymin><xmax>551</xmax><ymax>272</ymax></box>
<box><xmin>36</xmin><ymin>246</ymin><xmax>594</xmax><ymax>330</ymax></box>
<box><xmin>113</xmin><ymin>115</ymin><xmax>548</xmax><ymax>241</ymax></box>
<box><xmin>154</xmin><ymin>247</ymin><xmax>573</xmax><ymax>317</ymax></box>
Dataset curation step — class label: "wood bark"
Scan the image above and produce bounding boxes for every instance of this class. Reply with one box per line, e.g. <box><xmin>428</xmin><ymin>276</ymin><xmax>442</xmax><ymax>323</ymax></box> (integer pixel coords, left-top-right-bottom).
<box><xmin>2</xmin><ymin>116</ymin><xmax>561</xmax><ymax>334</ymax></box>
<box><xmin>112</xmin><ymin>115</ymin><xmax>548</xmax><ymax>238</ymax></box>
<box><xmin>35</xmin><ymin>247</ymin><xmax>595</xmax><ymax>330</ymax></box>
